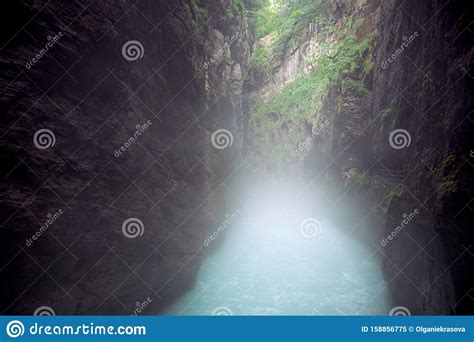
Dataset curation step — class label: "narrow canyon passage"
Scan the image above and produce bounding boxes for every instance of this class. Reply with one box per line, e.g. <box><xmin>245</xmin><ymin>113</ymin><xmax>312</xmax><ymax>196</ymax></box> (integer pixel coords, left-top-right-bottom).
<box><xmin>166</xmin><ymin>178</ymin><xmax>391</xmax><ymax>315</ymax></box>
<box><xmin>1</xmin><ymin>0</ymin><xmax>472</xmax><ymax>317</ymax></box>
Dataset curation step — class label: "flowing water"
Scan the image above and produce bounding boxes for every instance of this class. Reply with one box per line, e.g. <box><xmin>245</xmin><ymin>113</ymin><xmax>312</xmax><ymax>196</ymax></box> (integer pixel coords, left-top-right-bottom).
<box><xmin>165</xmin><ymin>179</ymin><xmax>391</xmax><ymax>315</ymax></box>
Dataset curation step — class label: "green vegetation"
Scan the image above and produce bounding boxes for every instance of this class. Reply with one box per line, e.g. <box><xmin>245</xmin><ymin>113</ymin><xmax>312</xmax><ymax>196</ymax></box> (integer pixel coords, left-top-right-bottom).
<box><xmin>252</xmin><ymin>0</ymin><xmax>333</xmax><ymax>61</ymax></box>
<box><xmin>184</xmin><ymin>0</ymin><xmax>208</xmax><ymax>28</ymax></box>
<box><xmin>345</xmin><ymin>169</ymin><xmax>405</xmax><ymax>214</ymax></box>
<box><xmin>442</xmin><ymin>153</ymin><xmax>456</xmax><ymax>168</ymax></box>
<box><xmin>380</xmin><ymin>188</ymin><xmax>403</xmax><ymax>213</ymax></box>
<box><xmin>379</xmin><ymin>104</ymin><xmax>395</xmax><ymax>132</ymax></box>
<box><xmin>346</xmin><ymin>168</ymin><xmax>366</xmax><ymax>186</ymax></box>
<box><xmin>441</xmin><ymin>174</ymin><xmax>457</xmax><ymax>194</ymax></box>
<box><xmin>251</xmin><ymin>32</ymin><xmax>371</xmax><ymax>135</ymax></box>
<box><xmin>343</xmin><ymin>78</ymin><xmax>369</xmax><ymax>96</ymax></box>
<box><xmin>362</xmin><ymin>53</ymin><xmax>374</xmax><ymax>76</ymax></box>
<box><xmin>248</xmin><ymin>0</ymin><xmax>374</xmax><ymax>164</ymax></box>
<box><xmin>249</xmin><ymin>44</ymin><xmax>271</xmax><ymax>73</ymax></box>
<box><xmin>234</xmin><ymin>0</ymin><xmax>245</xmax><ymax>11</ymax></box>
<box><xmin>380</xmin><ymin>106</ymin><xmax>394</xmax><ymax>122</ymax></box>
<box><xmin>439</xmin><ymin>153</ymin><xmax>457</xmax><ymax>194</ymax></box>
<box><xmin>272</xmin><ymin>143</ymin><xmax>286</xmax><ymax>164</ymax></box>
<box><xmin>227</xmin><ymin>0</ymin><xmax>246</xmax><ymax>18</ymax></box>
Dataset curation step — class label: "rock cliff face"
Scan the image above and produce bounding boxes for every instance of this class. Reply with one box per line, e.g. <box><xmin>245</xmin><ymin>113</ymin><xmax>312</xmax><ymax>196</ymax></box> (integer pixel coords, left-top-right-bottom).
<box><xmin>248</xmin><ymin>0</ymin><xmax>473</xmax><ymax>314</ymax></box>
<box><xmin>0</xmin><ymin>0</ymin><xmax>249</xmax><ymax>314</ymax></box>
<box><xmin>371</xmin><ymin>0</ymin><xmax>473</xmax><ymax>315</ymax></box>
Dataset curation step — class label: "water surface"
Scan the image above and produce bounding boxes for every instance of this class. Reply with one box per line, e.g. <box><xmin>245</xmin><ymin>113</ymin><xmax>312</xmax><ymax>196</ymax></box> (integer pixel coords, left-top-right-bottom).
<box><xmin>166</xmin><ymin>181</ymin><xmax>391</xmax><ymax>315</ymax></box>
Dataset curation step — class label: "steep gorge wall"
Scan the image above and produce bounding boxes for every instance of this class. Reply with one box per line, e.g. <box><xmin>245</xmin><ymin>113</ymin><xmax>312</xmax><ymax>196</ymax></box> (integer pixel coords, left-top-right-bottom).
<box><xmin>0</xmin><ymin>0</ymin><xmax>249</xmax><ymax>314</ymax></box>
<box><xmin>369</xmin><ymin>0</ymin><xmax>473</xmax><ymax>315</ymax></box>
<box><xmin>248</xmin><ymin>0</ymin><xmax>473</xmax><ymax>314</ymax></box>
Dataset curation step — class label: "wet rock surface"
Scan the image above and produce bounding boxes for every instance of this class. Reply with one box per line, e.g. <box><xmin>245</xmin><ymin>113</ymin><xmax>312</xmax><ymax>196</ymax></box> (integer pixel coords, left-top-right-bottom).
<box><xmin>371</xmin><ymin>0</ymin><xmax>473</xmax><ymax>315</ymax></box>
<box><xmin>0</xmin><ymin>0</ymin><xmax>249</xmax><ymax>314</ymax></box>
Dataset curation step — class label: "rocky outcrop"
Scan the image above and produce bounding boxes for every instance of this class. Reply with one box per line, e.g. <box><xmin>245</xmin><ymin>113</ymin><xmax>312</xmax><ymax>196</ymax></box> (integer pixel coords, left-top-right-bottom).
<box><xmin>0</xmin><ymin>0</ymin><xmax>249</xmax><ymax>314</ymax></box>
